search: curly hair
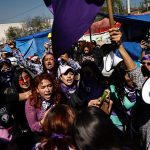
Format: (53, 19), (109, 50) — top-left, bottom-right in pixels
(30, 73), (56, 108)
(80, 41), (93, 52)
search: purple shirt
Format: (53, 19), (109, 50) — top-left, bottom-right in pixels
(25, 99), (45, 132)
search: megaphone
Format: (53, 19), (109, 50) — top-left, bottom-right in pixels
(142, 77), (150, 104)
(101, 51), (123, 77)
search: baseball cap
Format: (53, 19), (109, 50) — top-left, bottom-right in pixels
(57, 65), (74, 78)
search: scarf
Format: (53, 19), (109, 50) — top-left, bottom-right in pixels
(124, 86), (136, 103)
(60, 83), (76, 100)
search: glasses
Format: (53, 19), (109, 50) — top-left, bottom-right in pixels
(141, 62), (150, 66)
(19, 76), (30, 84)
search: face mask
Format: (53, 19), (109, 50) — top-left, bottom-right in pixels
(0, 68), (12, 83)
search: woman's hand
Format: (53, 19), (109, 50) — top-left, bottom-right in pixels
(19, 90), (32, 101)
(88, 99), (101, 108)
(109, 28), (122, 46)
(88, 90), (113, 115)
(60, 53), (69, 62)
(100, 96), (113, 115)
(39, 105), (55, 127)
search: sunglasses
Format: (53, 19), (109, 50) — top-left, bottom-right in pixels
(141, 62), (150, 66)
(19, 76), (30, 84)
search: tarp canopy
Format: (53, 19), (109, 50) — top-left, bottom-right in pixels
(99, 13), (150, 26)
(3, 29), (52, 58)
(99, 13), (150, 41)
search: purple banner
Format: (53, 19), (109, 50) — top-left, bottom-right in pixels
(43, 0), (104, 57)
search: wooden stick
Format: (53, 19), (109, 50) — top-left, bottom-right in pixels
(106, 0), (114, 28)
(89, 27), (92, 42)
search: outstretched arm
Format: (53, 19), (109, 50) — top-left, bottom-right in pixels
(109, 28), (145, 90)
(109, 28), (136, 70)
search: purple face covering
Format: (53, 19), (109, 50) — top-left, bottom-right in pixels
(43, 0), (104, 58)
(141, 54), (150, 61)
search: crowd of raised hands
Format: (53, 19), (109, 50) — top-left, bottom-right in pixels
(0, 28), (149, 150)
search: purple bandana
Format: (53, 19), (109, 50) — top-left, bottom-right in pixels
(43, 0), (104, 57)
(61, 83), (76, 100)
(51, 133), (69, 139)
(141, 54), (150, 61)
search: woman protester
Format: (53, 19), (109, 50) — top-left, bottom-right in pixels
(78, 42), (96, 65)
(0, 60), (34, 149)
(57, 64), (83, 110)
(10, 68), (33, 128)
(108, 62), (139, 134)
(42, 53), (57, 78)
(25, 73), (57, 135)
(0, 59), (14, 90)
(5, 67), (34, 149)
(73, 107), (137, 150)
(108, 28), (150, 150)
(34, 104), (76, 150)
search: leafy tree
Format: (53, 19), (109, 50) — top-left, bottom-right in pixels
(139, 0), (150, 12)
(24, 16), (51, 34)
(101, 0), (126, 15)
(6, 16), (52, 40)
(6, 26), (22, 40)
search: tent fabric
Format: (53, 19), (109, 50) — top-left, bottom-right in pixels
(3, 29), (51, 58)
(99, 13), (150, 26)
(115, 42), (142, 61)
(99, 13), (150, 41)
(43, 0), (104, 58)
(113, 14), (150, 26)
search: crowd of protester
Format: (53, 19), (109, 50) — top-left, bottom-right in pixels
(0, 28), (150, 150)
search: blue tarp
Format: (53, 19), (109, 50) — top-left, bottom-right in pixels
(113, 14), (150, 26)
(99, 13), (150, 41)
(99, 13), (150, 26)
(4, 29), (52, 58)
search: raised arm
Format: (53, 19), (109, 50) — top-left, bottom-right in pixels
(109, 28), (145, 90)
(109, 28), (136, 70)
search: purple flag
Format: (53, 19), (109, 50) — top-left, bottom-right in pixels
(43, 0), (104, 57)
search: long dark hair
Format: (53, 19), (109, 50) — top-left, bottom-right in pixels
(109, 62), (127, 100)
(73, 107), (136, 150)
(38, 104), (76, 150)
(30, 73), (56, 108)
(12, 67), (33, 92)
(42, 53), (55, 72)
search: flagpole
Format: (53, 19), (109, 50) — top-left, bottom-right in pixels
(89, 27), (92, 42)
(106, 0), (114, 28)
